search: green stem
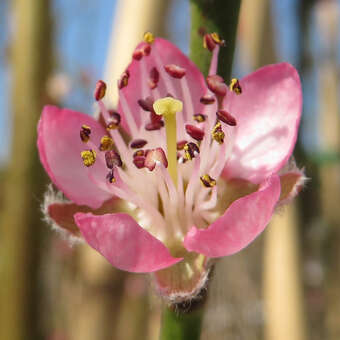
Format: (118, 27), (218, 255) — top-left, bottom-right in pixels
(190, 0), (242, 79)
(159, 304), (204, 340)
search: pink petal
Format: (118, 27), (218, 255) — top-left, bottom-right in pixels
(118, 38), (207, 131)
(38, 105), (111, 208)
(183, 175), (281, 258)
(224, 63), (302, 184)
(74, 212), (182, 273)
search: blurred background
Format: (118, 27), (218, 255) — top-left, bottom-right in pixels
(0, 0), (339, 339)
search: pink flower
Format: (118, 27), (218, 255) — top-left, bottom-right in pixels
(38, 33), (304, 301)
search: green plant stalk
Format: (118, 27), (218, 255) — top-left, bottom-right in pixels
(190, 0), (241, 79)
(159, 2), (241, 340)
(159, 305), (204, 340)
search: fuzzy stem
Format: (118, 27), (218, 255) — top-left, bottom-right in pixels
(159, 305), (204, 340)
(190, 0), (242, 79)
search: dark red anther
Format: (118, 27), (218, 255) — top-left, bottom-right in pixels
(206, 75), (227, 97)
(130, 139), (148, 149)
(133, 156), (146, 169)
(144, 148), (168, 171)
(164, 64), (186, 79)
(106, 111), (121, 130)
(142, 44), (151, 56)
(133, 150), (145, 158)
(106, 170), (116, 183)
(94, 80), (107, 101)
(132, 49), (143, 60)
(118, 70), (130, 89)
(193, 113), (207, 123)
(105, 150), (122, 169)
(138, 97), (154, 112)
(148, 67), (159, 89)
(216, 110), (237, 126)
(145, 121), (164, 131)
(185, 124), (205, 141)
(176, 140), (188, 150)
(166, 92), (174, 98)
(200, 94), (215, 105)
(203, 34), (216, 52)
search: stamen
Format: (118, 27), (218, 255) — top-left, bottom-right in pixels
(211, 122), (225, 144)
(193, 113), (206, 123)
(216, 110), (237, 126)
(210, 32), (225, 46)
(99, 135), (114, 151)
(94, 80), (106, 101)
(130, 139), (148, 149)
(118, 70), (130, 89)
(176, 140), (187, 151)
(142, 44), (151, 56)
(106, 111), (121, 130)
(105, 150), (122, 169)
(230, 78), (242, 94)
(200, 174), (216, 188)
(203, 34), (216, 52)
(153, 97), (183, 184)
(184, 142), (200, 161)
(164, 64), (186, 79)
(185, 124), (205, 141)
(143, 31), (155, 44)
(133, 150), (145, 157)
(133, 155), (146, 169)
(133, 49), (143, 60)
(145, 121), (164, 131)
(81, 149), (96, 167)
(148, 67), (159, 89)
(138, 97), (154, 111)
(200, 94), (215, 105)
(144, 147), (168, 171)
(106, 169), (116, 183)
(80, 125), (91, 143)
(206, 75), (227, 97)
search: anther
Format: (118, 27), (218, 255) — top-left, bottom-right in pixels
(184, 142), (200, 161)
(148, 67), (159, 89)
(133, 156), (146, 169)
(203, 34), (216, 52)
(99, 135), (114, 151)
(212, 122), (225, 144)
(138, 97), (154, 112)
(133, 150), (145, 158)
(229, 78), (242, 95)
(193, 113), (206, 123)
(185, 124), (205, 141)
(142, 44), (151, 56)
(216, 110), (237, 126)
(106, 111), (121, 130)
(164, 64), (186, 79)
(145, 148), (168, 171)
(118, 70), (130, 89)
(200, 174), (216, 188)
(176, 140), (188, 151)
(105, 150), (122, 169)
(206, 75), (227, 97)
(145, 121), (164, 131)
(132, 49), (143, 60)
(200, 94), (215, 105)
(210, 32), (225, 46)
(130, 139), (148, 149)
(106, 170), (116, 183)
(94, 80), (107, 101)
(81, 149), (96, 167)
(143, 31), (155, 44)
(80, 125), (91, 143)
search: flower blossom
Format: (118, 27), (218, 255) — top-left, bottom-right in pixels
(38, 32), (305, 301)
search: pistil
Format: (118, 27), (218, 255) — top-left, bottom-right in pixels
(153, 97), (183, 185)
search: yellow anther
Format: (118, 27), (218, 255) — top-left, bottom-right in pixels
(211, 32), (222, 44)
(230, 78), (242, 95)
(200, 174), (216, 188)
(153, 97), (183, 185)
(81, 150), (96, 167)
(212, 122), (225, 144)
(153, 97), (183, 117)
(143, 31), (155, 44)
(99, 135), (114, 151)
